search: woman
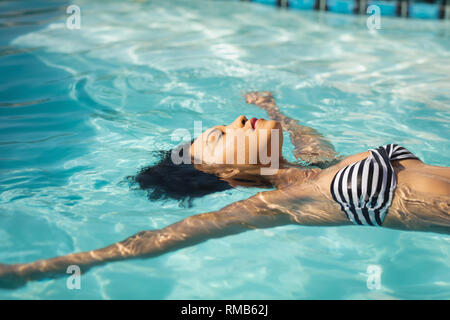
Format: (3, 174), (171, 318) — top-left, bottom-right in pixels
(0, 92), (449, 289)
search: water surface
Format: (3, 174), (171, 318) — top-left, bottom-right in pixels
(0, 0), (449, 299)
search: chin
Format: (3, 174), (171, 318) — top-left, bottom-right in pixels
(256, 119), (280, 131)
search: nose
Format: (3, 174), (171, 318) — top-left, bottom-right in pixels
(232, 115), (248, 128)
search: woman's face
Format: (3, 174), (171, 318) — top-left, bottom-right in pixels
(190, 115), (283, 166)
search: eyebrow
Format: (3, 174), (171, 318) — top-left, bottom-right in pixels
(205, 128), (223, 145)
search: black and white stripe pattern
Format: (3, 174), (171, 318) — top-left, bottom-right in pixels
(330, 144), (420, 226)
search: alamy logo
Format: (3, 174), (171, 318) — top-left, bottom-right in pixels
(66, 265), (81, 290)
(366, 5), (381, 30)
(66, 5), (81, 30)
(366, 265), (382, 290)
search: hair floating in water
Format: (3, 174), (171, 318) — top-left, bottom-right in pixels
(127, 142), (233, 208)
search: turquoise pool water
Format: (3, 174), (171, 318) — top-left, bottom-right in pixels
(0, 0), (449, 299)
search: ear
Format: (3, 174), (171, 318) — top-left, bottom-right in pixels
(219, 168), (240, 179)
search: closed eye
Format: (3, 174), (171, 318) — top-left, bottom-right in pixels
(206, 128), (223, 145)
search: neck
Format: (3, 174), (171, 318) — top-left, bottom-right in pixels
(193, 157), (320, 189)
(236, 158), (319, 189)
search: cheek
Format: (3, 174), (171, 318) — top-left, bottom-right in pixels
(216, 137), (241, 164)
(264, 127), (282, 149)
(242, 133), (258, 164)
(205, 139), (227, 164)
(212, 133), (262, 164)
(248, 136), (258, 153)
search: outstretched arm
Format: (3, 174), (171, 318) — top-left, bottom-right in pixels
(0, 191), (292, 289)
(245, 91), (339, 167)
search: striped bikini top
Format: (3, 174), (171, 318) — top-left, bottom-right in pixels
(330, 144), (420, 226)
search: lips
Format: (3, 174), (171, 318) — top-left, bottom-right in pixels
(250, 117), (257, 129)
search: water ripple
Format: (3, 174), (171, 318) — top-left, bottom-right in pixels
(1, 0), (449, 299)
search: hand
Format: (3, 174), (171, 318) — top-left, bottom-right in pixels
(245, 91), (275, 108)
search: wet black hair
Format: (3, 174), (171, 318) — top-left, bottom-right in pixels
(128, 140), (233, 207)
